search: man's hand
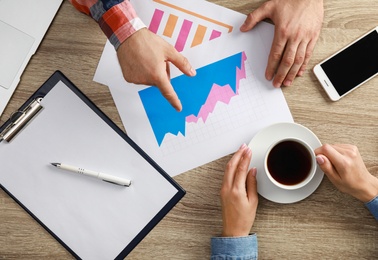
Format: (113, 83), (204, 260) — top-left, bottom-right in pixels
(241, 0), (324, 87)
(117, 28), (196, 111)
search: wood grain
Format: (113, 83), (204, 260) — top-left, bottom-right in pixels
(1, 0), (377, 259)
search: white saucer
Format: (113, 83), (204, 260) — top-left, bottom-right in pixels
(248, 122), (324, 203)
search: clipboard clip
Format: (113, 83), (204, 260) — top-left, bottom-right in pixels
(0, 98), (44, 142)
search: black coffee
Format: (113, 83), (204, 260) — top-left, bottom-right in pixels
(267, 140), (312, 185)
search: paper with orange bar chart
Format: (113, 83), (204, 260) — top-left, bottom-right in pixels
(94, 0), (244, 85)
(93, 0), (293, 176)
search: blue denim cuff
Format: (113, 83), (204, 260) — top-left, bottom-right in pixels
(211, 234), (258, 260)
(365, 195), (378, 221)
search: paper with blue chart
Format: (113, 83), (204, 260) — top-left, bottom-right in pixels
(94, 0), (293, 176)
(139, 52), (247, 146)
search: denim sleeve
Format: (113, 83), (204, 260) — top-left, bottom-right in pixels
(210, 234), (258, 260)
(365, 195), (378, 221)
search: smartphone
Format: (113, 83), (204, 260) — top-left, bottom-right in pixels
(313, 26), (378, 101)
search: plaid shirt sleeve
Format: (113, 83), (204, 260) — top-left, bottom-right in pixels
(69, 0), (146, 49)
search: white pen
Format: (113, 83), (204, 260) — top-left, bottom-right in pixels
(51, 163), (131, 187)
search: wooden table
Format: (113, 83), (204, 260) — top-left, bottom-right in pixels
(1, 0), (377, 259)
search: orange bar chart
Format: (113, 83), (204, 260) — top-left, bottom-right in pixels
(191, 25), (207, 47)
(148, 0), (233, 52)
(163, 14), (178, 37)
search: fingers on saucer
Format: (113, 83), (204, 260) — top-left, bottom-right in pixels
(246, 168), (258, 200)
(233, 147), (252, 190)
(317, 144), (346, 170)
(316, 154), (338, 179)
(223, 144), (249, 187)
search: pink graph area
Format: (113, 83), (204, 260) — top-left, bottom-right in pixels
(186, 52), (247, 123)
(209, 30), (222, 40)
(149, 9), (164, 34)
(174, 19), (193, 52)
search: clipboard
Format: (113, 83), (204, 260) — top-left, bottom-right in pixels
(0, 71), (186, 259)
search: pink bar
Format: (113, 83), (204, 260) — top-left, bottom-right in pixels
(210, 30), (222, 40)
(174, 19), (193, 52)
(149, 9), (164, 34)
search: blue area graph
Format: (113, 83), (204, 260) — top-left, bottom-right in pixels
(139, 52), (244, 146)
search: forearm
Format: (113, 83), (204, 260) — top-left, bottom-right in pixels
(69, 0), (146, 49)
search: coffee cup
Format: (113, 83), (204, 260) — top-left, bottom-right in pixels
(264, 137), (316, 190)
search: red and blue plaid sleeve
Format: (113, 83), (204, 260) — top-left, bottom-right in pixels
(70, 0), (146, 49)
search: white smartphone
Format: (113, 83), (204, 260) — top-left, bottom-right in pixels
(313, 26), (378, 101)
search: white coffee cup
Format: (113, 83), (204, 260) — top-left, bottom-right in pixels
(264, 137), (316, 190)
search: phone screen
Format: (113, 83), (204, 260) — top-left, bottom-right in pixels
(320, 30), (378, 96)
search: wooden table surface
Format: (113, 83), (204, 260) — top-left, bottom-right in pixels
(1, 0), (377, 259)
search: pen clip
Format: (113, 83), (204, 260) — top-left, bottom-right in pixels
(0, 98), (44, 142)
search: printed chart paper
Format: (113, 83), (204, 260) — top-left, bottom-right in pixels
(106, 32), (293, 176)
(139, 52), (248, 147)
(94, 0), (293, 176)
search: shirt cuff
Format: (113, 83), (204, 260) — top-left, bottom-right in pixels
(98, 1), (146, 50)
(365, 195), (378, 221)
(211, 234), (258, 260)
